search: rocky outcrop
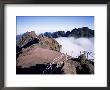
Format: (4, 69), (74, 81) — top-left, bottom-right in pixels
(62, 60), (76, 74)
(17, 31), (37, 47)
(37, 35), (61, 52)
(16, 31), (61, 52)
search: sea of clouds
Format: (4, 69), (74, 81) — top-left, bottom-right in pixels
(55, 37), (94, 60)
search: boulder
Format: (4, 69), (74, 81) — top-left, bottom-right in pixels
(62, 60), (76, 74)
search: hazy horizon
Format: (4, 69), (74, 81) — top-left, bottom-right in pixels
(16, 16), (94, 35)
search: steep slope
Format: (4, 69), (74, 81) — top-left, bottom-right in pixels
(17, 47), (72, 68)
(16, 31), (61, 53)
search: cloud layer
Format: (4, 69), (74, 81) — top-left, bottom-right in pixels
(56, 37), (94, 60)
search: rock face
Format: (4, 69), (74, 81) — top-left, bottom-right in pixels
(17, 31), (37, 47)
(16, 31), (61, 52)
(62, 60), (76, 74)
(37, 35), (61, 52)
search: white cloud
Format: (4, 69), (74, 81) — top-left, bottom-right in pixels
(56, 37), (94, 59)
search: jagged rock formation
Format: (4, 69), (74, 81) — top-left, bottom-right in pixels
(42, 27), (94, 38)
(16, 31), (61, 52)
(17, 31), (37, 47)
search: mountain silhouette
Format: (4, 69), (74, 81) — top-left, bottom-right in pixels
(41, 27), (94, 38)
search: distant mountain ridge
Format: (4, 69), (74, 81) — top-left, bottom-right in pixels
(41, 27), (94, 38)
(16, 27), (94, 41)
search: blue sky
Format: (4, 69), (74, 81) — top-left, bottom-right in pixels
(16, 16), (94, 35)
